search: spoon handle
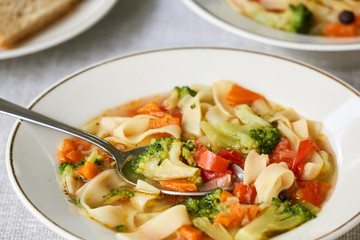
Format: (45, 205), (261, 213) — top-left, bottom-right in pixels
(0, 98), (120, 159)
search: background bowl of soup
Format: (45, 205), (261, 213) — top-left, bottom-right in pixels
(182, 0), (360, 51)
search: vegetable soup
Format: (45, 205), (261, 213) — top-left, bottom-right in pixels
(56, 80), (335, 240)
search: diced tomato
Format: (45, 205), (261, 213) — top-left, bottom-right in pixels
(291, 138), (317, 178)
(195, 144), (230, 173)
(201, 174), (232, 191)
(160, 105), (183, 119)
(200, 169), (232, 182)
(296, 180), (331, 206)
(233, 182), (257, 204)
(269, 137), (294, 168)
(217, 149), (245, 169)
(226, 84), (263, 104)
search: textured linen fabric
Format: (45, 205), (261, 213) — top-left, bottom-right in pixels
(0, 0), (359, 239)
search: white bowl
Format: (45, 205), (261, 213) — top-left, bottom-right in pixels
(182, 0), (360, 51)
(6, 47), (360, 239)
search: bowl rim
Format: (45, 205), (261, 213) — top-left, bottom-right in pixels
(5, 47), (360, 240)
(182, 0), (360, 51)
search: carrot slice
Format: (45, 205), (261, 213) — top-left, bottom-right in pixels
(179, 225), (202, 240)
(77, 162), (99, 180)
(229, 203), (248, 226)
(149, 117), (180, 129)
(56, 151), (68, 163)
(66, 150), (84, 163)
(226, 84), (263, 104)
(159, 180), (197, 192)
(248, 205), (259, 221)
(324, 23), (356, 37)
(220, 190), (235, 203)
(214, 213), (233, 227)
(137, 101), (161, 114)
(214, 203), (248, 227)
(58, 139), (76, 152)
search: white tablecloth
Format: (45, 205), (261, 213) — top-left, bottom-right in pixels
(0, 0), (359, 239)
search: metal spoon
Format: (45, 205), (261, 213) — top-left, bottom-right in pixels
(0, 98), (225, 196)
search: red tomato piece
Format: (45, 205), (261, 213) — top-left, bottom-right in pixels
(217, 149), (245, 169)
(291, 138), (317, 177)
(201, 174), (232, 191)
(201, 169), (232, 182)
(233, 182), (257, 204)
(269, 137), (295, 168)
(296, 181), (331, 206)
(195, 145), (230, 173)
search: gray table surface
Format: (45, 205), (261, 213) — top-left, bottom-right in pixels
(0, 0), (359, 239)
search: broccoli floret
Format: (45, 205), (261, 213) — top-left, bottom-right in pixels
(193, 217), (233, 240)
(86, 150), (104, 164)
(249, 126), (282, 154)
(181, 140), (197, 167)
(103, 189), (134, 205)
(235, 198), (316, 240)
(59, 162), (76, 180)
(202, 104), (281, 154)
(59, 162), (77, 190)
(163, 86), (197, 109)
(132, 137), (202, 185)
(176, 86), (197, 98)
(288, 4), (313, 34)
(181, 189), (223, 220)
(132, 137), (175, 173)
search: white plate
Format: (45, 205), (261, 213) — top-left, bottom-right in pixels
(6, 48), (360, 240)
(0, 0), (117, 60)
(182, 0), (360, 51)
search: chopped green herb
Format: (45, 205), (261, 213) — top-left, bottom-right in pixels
(116, 225), (127, 232)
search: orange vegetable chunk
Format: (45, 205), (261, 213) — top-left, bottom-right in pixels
(76, 162), (99, 180)
(179, 225), (202, 240)
(58, 139), (76, 152)
(66, 150), (84, 163)
(226, 84), (263, 104)
(149, 116), (180, 129)
(324, 23), (356, 37)
(220, 190), (235, 203)
(158, 180), (197, 192)
(248, 205), (259, 221)
(137, 101), (161, 114)
(56, 151), (68, 163)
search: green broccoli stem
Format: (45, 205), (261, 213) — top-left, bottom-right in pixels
(193, 217), (233, 240)
(235, 199), (315, 240)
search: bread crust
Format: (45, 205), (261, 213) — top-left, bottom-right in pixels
(0, 0), (80, 49)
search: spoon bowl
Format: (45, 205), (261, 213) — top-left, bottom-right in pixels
(0, 97), (220, 196)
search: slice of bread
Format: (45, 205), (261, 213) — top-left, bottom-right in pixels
(0, 0), (79, 49)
